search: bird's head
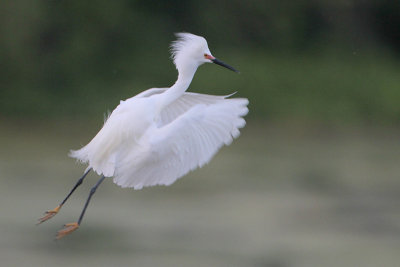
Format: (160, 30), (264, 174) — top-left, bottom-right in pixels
(170, 33), (239, 74)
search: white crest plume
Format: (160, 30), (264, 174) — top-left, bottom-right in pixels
(170, 32), (208, 68)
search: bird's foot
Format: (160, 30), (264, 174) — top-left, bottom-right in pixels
(37, 205), (61, 225)
(56, 222), (79, 240)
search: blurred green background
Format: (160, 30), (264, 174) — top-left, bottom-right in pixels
(1, 0), (400, 266)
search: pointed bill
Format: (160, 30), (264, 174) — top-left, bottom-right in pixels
(211, 58), (240, 73)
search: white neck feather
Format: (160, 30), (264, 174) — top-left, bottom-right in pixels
(158, 63), (198, 110)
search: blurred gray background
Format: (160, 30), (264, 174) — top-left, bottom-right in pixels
(1, 1), (400, 266)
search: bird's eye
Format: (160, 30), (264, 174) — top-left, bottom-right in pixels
(204, 53), (208, 58)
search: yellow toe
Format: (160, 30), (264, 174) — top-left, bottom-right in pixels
(37, 205), (61, 225)
(56, 222), (79, 239)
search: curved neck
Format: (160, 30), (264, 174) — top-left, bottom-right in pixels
(159, 63), (198, 109)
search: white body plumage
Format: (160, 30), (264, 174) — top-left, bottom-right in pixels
(70, 33), (249, 189)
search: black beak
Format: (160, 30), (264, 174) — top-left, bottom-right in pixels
(211, 58), (240, 73)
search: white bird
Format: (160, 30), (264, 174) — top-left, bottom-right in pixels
(38, 33), (249, 239)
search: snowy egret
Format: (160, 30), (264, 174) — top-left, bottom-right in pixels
(38, 33), (249, 239)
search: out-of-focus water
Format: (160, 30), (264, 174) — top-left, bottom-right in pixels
(1, 120), (400, 267)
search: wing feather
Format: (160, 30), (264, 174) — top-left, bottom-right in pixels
(113, 96), (249, 189)
(72, 86), (248, 189)
(158, 91), (234, 126)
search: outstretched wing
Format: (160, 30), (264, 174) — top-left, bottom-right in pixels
(133, 87), (234, 126)
(158, 91), (234, 126)
(112, 96), (248, 189)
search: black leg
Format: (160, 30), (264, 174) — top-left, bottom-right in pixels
(55, 175), (107, 239)
(60, 168), (92, 206)
(77, 175), (106, 225)
(38, 168), (92, 224)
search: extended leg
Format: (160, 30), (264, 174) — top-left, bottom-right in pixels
(37, 168), (92, 224)
(56, 175), (106, 239)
